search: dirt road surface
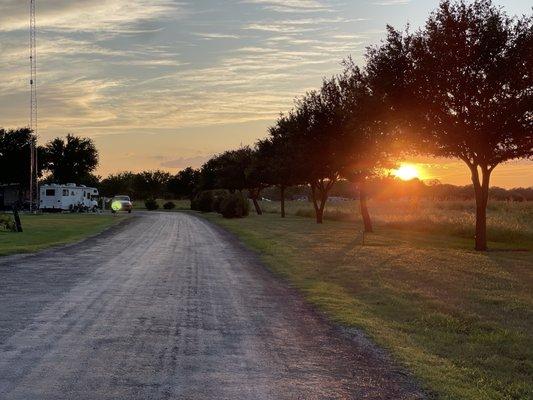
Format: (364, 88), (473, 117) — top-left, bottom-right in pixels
(0, 212), (425, 399)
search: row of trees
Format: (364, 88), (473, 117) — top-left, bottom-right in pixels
(0, 129), (99, 189)
(193, 0), (533, 251)
(98, 167), (199, 199)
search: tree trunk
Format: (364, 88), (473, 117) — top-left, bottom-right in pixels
(359, 184), (373, 233)
(471, 164), (492, 251)
(250, 189), (262, 215)
(280, 185), (286, 218)
(310, 183), (322, 224)
(311, 179), (334, 224)
(13, 207), (23, 233)
(318, 193), (327, 224)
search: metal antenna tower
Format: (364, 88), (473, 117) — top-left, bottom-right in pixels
(29, 0), (38, 212)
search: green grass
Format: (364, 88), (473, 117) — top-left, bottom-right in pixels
(201, 211), (533, 400)
(0, 213), (124, 256)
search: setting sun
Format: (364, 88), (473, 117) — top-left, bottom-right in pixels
(394, 164), (421, 181)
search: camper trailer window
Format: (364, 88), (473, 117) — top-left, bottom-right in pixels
(45, 189), (55, 196)
(62, 189), (69, 196)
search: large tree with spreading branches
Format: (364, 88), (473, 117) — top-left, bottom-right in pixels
(367, 0), (532, 250)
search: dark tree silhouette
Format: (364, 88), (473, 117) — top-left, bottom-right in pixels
(0, 128), (44, 192)
(255, 129), (304, 218)
(205, 147), (265, 214)
(42, 134), (98, 184)
(132, 170), (172, 200)
(167, 167), (200, 199)
(338, 63), (396, 233)
(367, 0), (532, 250)
(289, 77), (351, 224)
(99, 172), (136, 198)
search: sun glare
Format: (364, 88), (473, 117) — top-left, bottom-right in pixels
(394, 164), (421, 181)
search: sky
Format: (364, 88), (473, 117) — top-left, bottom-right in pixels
(0, 0), (531, 188)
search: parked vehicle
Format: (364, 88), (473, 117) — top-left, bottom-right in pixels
(110, 195), (133, 213)
(328, 196), (350, 203)
(40, 183), (99, 212)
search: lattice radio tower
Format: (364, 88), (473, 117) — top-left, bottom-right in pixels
(29, 0), (38, 211)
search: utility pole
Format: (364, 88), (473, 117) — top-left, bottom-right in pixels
(29, 0), (38, 212)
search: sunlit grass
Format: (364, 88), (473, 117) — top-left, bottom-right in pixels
(202, 211), (533, 400)
(259, 199), (533, 249)
(0, 213), (123, 256)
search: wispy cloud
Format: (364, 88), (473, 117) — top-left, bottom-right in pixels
(372, 0), (411, 6)
(0, 0), (184, 33)
(160, 155), (210, 168)
(241, 0), (332, 13)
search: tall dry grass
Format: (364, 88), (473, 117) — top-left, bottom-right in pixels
(258, 199), (533, 245)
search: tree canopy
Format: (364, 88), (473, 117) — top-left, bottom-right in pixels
(42, 134), (99, 184)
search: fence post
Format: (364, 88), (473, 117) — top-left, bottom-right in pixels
(13, 206), (23, 232)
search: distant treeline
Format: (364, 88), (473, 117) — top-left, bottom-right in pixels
(263, 178), (533, 202)
(96, 170), (532, 202)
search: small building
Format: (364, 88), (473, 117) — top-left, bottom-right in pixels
(0, 184), (21, 210)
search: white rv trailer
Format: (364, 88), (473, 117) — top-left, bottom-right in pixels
(39, 183), (99, 212)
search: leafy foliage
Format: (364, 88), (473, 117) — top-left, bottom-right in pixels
(42, 134), (98, 184)
(220, 192), (250, 219)
(0, 214), (17, 232)
(0, 128), (43, 191)
(144, 198), (159, 211)
(163, 201), (176, 210)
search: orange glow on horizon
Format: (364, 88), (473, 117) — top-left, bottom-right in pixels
(393, 163), (423, 181)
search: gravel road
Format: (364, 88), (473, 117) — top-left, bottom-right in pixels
(0, 212), (425, 399)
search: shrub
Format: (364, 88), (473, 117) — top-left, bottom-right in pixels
(0, 214), (17, 232)
(212, 192), (229, 213)
(191, 190), (229, 213)
(163, 201), (176, 210)
(145, 198), (159, 210)
(197, 191), (214, 213)
(190, 195), (199, 211)
(220, 192), (250, 219)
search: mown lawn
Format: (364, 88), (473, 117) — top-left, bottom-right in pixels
(0, 213), (124, 256)
(202, 212), (532, 400)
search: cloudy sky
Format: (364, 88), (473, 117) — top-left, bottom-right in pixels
(0, 0), (531, 187)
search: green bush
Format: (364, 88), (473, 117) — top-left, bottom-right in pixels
(220, 192), (249, 219)
(212, 191), (230, 213)
(0, 214), (17, 232)
(197, 191), (214, 212)
(163, 201), (176, 210)
(191, 190), (229, 213)
(145, 198), (159, 210)
(190, 195), (199, 211)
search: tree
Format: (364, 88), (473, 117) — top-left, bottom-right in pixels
(167, 167), (200, 199)
(372, 0), (533, 250)
(259, 118), (306, 218)
(339, 61), (397, 233)
(132, 170), (171, 199)
(99, 172), (136, 198)
(42, 134), (98, 184)
(287, 77), (351, 223)
(0, 128), (44, 193)
(204, 147), (265, 215)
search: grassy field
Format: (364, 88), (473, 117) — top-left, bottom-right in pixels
(260, 199), (533, 249)
(202, 201), (533, 400)
(0, 213), (124, 256)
